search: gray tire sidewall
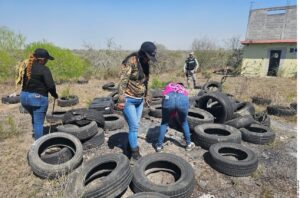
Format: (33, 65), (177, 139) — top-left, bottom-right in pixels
(132, 153), (195, 197)
(58, 95), (79, 107)
(128, 192), (169, 198)
(187, 108), (214, 130)
(208, 142), (258, 176)
(240, 124), (275, 144)
(28, 132), (83, 179)
(65, 153), (131, 198)
(103, 114), (125, 131)
(194, 123), (242, 149)
(149, 104), (162, 118)
(56, 121), (98, 141)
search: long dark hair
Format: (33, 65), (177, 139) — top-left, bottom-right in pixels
(122, 51), (149, 81)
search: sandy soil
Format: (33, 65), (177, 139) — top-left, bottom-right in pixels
(0, 76), (297, 198)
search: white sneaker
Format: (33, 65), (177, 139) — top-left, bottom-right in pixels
(155, 144), (163, 153)
(186, 142), (195, 151)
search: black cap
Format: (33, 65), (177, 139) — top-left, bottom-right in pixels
(140, 41), (157, 62)
(33, 48), (54, 60)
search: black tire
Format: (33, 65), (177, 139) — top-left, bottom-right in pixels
(103, 114), (125, 131)
(82, 129), (105, 150)
(187, 108), (214, 131)
(240, 124), (275, 144)
(27, 132), (83, 179)
(2, 94), (20, 104)
(150, 89), (163, 98)
(102, 82), (115, 90)
(234, 102), (255, 117)
(128, 192), (169, 198)
(89, 97), (114, 114)
(196, 92), (234, 123)
(193, 123), (242, 149)
(57, 95), (79, 107)
(251, 96), (271, 105)
(56, 121), (98, 141)
(46, 111), (67, 123)
(63, 108), (105, 128)
(189, 96), (201, 108)
(142, 107), (150, 118)
(253, 112), (270, 127)
(267, 105), (296, 116)
(40, 147), (73, 165)
(149, 104), (162, 118)
(196, 89), (207, 97)
(290, 102), (297, 111)
(77, 79), (89, 84)
(208, 142), (258, 177)
(194, 85), (202, 89)
(65, 153), (132, 198)
(19, 105), (29, 114)
(131, 153), (195, 198)
(151, 97), (163, 105)
(109, 91), (119, 104)
(224, 115), (255, 129)
(203, 81), (222, 92)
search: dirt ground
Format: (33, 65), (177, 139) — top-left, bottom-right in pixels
(0, 75), (297, 198)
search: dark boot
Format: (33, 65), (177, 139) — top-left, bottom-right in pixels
(131, 147), (142, 161)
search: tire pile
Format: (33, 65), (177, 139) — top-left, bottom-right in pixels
(24, 81), (296, 197)
(146, 81), (293, 177)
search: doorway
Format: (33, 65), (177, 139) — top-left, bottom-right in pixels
(267, 50), (281, 76)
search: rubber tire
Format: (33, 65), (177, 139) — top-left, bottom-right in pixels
(2, 95), (20, 104)
(196, 92), (234, 123)
(150, 89), (163, 98)
(187, 108), (214, 131)
(203, 81), (222, 92)
(128, 192), (169, 198)
(46, 111), (67, 123)
(57, 95), (79, 107)
(131, 153), (195, 198)
(151, 97), (163, 105)
(27, 132), (83, 179)
(251, 96), (271, 105)
(224, 115), (255, 129)
(77, 79), (89, 84)
(89, 97), (114, 114)
(149, 104), (162, 118)
(193, 123), (242, 150)
(65, 153), (132, 198)
(240, 124), (275, 144)
(253, 112), (270, 127)
(63, 108), (105, 128)
(267, 105), (296, 116)
(56, 121), (98, 141)
(40, 147), (73, 165)
(208, 142), (258, 177)
(82, 129), (105, 150)
(290, 102), (297, 112)
(103, 114), (125, 131)
(108, 91), (119, 104)
(102, 82), (115, 90)
(234, 102), (255, 117)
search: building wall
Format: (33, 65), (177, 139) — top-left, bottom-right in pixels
(241, 43), (297, 77)
(246, 6), (297, 40)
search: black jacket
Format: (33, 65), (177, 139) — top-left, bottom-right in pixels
(22, 62), (58, 98)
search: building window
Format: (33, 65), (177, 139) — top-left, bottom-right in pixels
(290, 48), (297, 53)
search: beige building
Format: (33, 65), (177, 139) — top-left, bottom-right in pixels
(241, 6), (297, 77)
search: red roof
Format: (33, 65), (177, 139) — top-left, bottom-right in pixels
(241, 39), (297, 44)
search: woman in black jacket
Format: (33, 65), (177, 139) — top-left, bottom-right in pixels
(20, 48), (58, 140)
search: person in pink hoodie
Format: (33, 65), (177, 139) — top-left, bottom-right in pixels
(156, 82), (195, 152)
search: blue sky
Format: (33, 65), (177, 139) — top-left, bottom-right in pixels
(0, 0), (297, 50)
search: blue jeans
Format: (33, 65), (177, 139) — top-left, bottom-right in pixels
(123, 96), (144, 150)
(157, 92), (190, 147)
(20, 91), (48, 140)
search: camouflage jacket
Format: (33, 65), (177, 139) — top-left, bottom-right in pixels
(15, 59), (29, 88)
(118, 54), (148, 100)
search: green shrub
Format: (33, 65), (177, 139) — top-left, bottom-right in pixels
(25, 42), (91, 81)
(150, 77), (169, 89)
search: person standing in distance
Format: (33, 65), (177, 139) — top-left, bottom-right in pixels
(19, 48), (58, 140)
(116, 41), (157, 161)
(184, 52), (199, 88)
